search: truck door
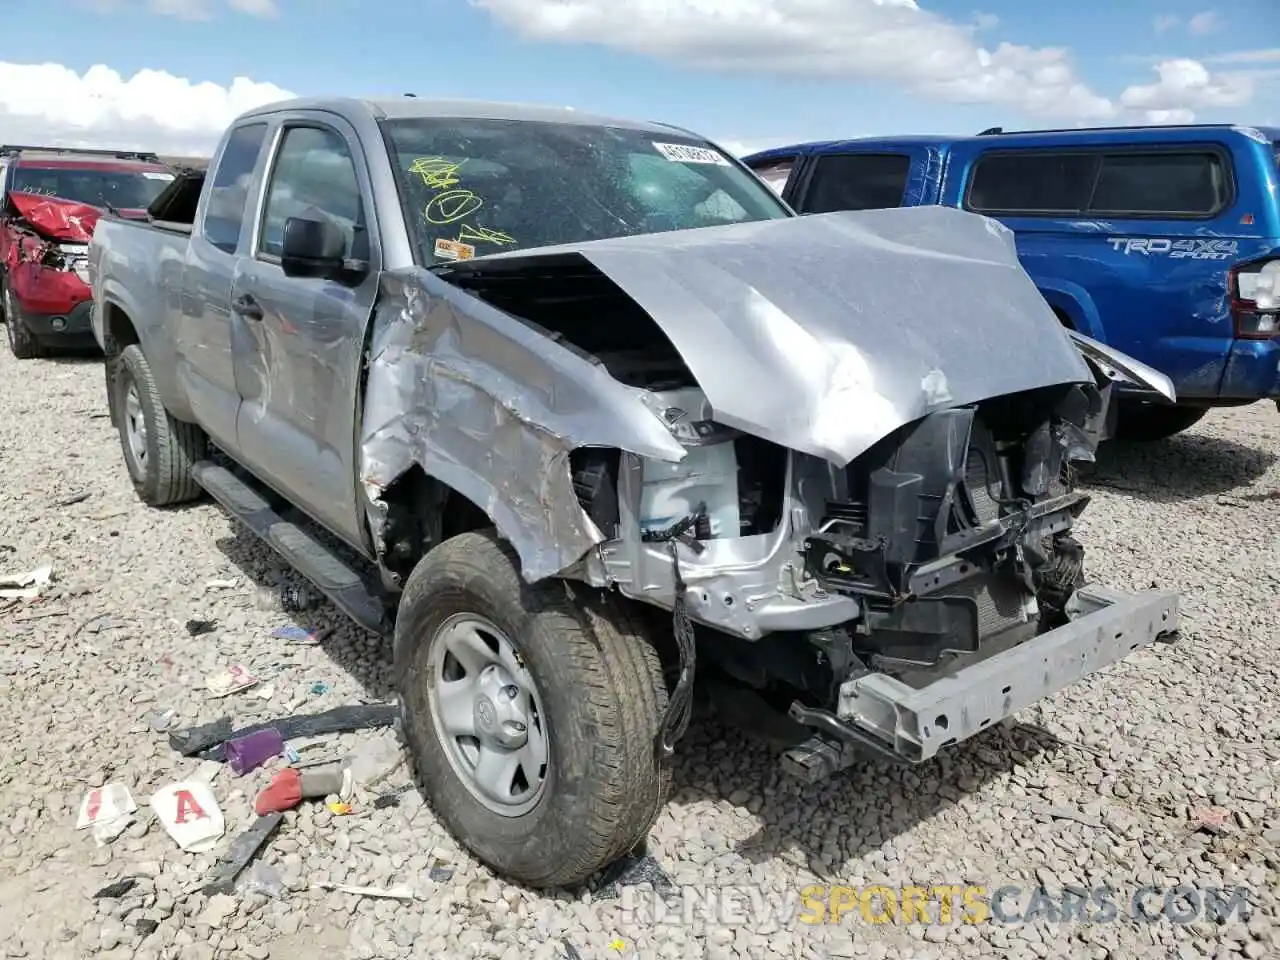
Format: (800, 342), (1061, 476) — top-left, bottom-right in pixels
(177, 121), (272, 450)
(230, 113), (381, 550)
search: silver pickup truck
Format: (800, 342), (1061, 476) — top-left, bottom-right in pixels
(87, 96), (1181, 889)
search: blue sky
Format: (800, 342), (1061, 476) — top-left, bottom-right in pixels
(1, 0), (1277, 155)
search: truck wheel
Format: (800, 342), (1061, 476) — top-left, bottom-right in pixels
(1115, 402), (1208, 442)
(395, 529), (671, 888)
(108, 344), (208, 506)
(2, 280), (46, 360)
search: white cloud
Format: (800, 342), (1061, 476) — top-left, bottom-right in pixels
(0, 62), (293, 156)
(228, 0), (279, 16)
(1204, 47), (1280, 65)
(1119, 58), (1254, 121)
(1187, 10), (1220, 36)
(472, 0), (1116, 121)
(1153, 14), (1180, 34)
(973, 12), (999, 30)
(148, 0), (213, 18)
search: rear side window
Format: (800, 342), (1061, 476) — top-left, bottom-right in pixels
(967, 148), (1231, 218)
(967, 153), (1097, 215)
(203, 122), (269, 254)
(1090, 153), (1228, 215)
(801, 153), (912, 212)
(750, 157), (797, 197)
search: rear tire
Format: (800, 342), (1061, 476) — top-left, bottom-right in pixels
(395, 529), (671, 888)
(2, 280), (47, 360)
(108, 344), (207, 505)
(1115, 402), (1208, 442)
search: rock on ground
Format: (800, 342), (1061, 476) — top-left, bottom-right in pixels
(0, 344), (1277, 960)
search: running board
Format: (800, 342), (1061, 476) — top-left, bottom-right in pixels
(191, 461), (389, 636)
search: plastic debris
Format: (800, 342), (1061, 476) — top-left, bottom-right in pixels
(169, 716), (233, 757)
(239, 862), (286, 899)
(310, 681), (330, 696)
(93, 878), (137, 899)
(206, 664), (259, 698)
(256, 583), (315, 613)
(170, 703), (399, 761)
(151, 780), (225, 853)
(608, 939), (626, 953)
(205, 578), (239, 590)
(327, 801), (353, 816)
(77, 783), (137, 844)
(373, 784), (414, 810)
(225, 729), (284, 776)
(284, 745), (301, 764)
(202, 813), (284, 895)
(270, 625), (331, 645)
(312, 881), (417, 900)
(255, 764), (346, 815)
(594, 850), (677, 901)
(0, 563), (53, 599)
(186, 619), (218, 637)
(428, 864), (454, 882)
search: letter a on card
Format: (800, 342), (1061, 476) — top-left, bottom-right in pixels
(151, 780), (225, 852)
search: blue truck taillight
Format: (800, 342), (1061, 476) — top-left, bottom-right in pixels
(1229, 258), (1280, 340)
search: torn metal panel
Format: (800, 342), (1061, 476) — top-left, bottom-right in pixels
(476, 206), (1096, 465)
(7, 191), (101, 242)
(359, 269), (686, 582)
(1067, 330), (1177, 403)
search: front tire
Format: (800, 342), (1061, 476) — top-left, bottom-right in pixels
(1115, 402), (1208, 442)
(2, 280), (46, 360)
(395, 530), (671, 888)
(108, 344), (207, 505)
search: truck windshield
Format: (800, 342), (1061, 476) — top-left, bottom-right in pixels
(9, 166), (174, 210)
(380, 117), (790, 265)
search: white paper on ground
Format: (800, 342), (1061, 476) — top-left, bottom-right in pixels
(150, 780), (225, 852)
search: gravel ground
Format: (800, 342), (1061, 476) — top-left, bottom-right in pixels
(0, 344), (1277, 960)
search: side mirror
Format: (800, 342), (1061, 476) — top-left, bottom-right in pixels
(280, 216), (347, 279)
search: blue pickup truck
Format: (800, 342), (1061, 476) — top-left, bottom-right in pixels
(743, 125), (1280, 440)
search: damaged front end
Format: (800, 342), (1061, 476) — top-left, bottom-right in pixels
(361, 205), (1180, 770)
(3, 191), (98, 319)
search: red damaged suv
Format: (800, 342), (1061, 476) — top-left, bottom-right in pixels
(0, 146), (175, 358)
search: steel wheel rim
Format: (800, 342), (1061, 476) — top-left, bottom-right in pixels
(426, 613), (549, 817)
(123, 381), (148, 472)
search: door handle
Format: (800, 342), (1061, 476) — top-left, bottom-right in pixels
(231, 294), (264, 321)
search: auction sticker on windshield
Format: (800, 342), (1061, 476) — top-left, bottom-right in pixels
(435, 238), (476, 261)
(653, 142), (730, 165)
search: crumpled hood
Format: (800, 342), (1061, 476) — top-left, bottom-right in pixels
(477, 206), (1095, 465)
(7, 191), (102, 243)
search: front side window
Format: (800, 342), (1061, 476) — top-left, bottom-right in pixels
(10, 166), (174, 209)
(258, 125), (366, 260)
(203, 122), (269, 254)
(800, 153), (912, 213)
(379, 117), (791, 266)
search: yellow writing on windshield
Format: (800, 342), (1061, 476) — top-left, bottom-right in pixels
(457, 223), (515, 246)
(409, 155), (517, 251)
(425, 189), (483, 225)
(409, 156), (463, 191)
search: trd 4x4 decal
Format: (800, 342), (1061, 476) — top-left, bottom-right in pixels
(1106, 238), (1239, 260)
